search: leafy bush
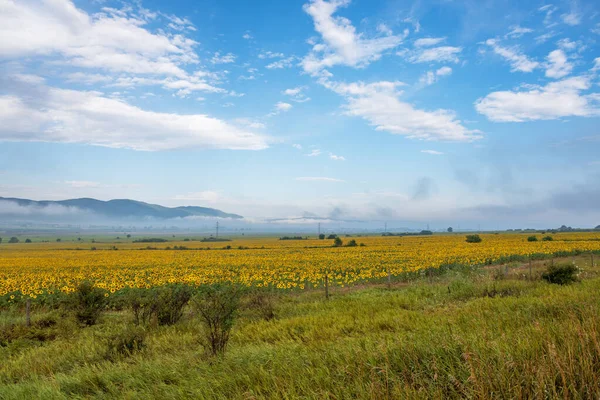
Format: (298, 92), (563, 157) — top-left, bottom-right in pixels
(8, 237), (19, 244)
(25, 239), (32, 243)
(105, 326), (146, 359)
(527, 236), (538, 242)
(542, 235), (554, 241)
(542, 263), (579, 285)
(244, 289), (275, 321)
(194, 284), (242, 356)
(333, 237), (343, 247)
(465, 234), (482, 243)
(155, 284), (194, 326)
(125, 289), (158, 326)
(318, 234), (325, 240)
(72, 281), (107, 326)
(327, 234), (337, 239)
(346, 239), (358, 247)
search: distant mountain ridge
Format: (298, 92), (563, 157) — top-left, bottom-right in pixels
(0, 197), (243, 219)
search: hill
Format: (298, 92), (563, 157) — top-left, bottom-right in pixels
(0, 197), (243, 219)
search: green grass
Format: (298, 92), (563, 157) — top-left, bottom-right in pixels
(1, 256), (599, 399)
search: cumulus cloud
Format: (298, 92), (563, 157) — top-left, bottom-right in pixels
(301, 0), (407, 75)
(321, 79), (481, 142)
(475, 76), (600, 122)
(0, 1), (197, 77)
(283, 86), (310, 102)
(329, 153), (346, 160)
(275, 102), (292, 112)
(545, 49), (573, 79)
(419, 66), (452, 86)
(211, 52), (236, 64)
(266, 56), (296, 69)
(0, 82), (269, 151)
(485, 39), (538, 72)
(306, 149), (322, 157)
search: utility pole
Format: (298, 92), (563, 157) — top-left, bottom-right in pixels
(216, 221), (219, 238)
(318, 222), (321, 236)
(384, 222), (387, 233)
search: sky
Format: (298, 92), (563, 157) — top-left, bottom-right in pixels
(0, 0), (599, 230)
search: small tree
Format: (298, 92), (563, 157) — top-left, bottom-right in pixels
(0, 237), (2, 244)
(25, 239), (32, 243)
(527, 236), (538, 242)
(318, 234), (325, 240)
(56, 238), (61, 242)
(72, 281), (107, 326)
(327, 234), (337, 240)
(465, 234), (482, 243)
(447, 227), (453, 233)
(333, 237), (343, 247)
(8, 237), (19, 244)
(194, 284), (241, 357)
(346, 239), (357, 247)
(542, 235), (554, 241)
(542, 264), (578, 285)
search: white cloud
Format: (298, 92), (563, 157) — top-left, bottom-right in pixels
(561, 12), (581, 26)
(592, 58), (600, 72)
(211, 52), (236, 64)
(485, 39), (539, 72)
(557, 38), (577, 51)
(322, 79), (480, 141)
(295, 177), (345, 182)
(306, 149), (322, 157)
(329, 153), (346, 160)
(413, 37), (445, 47)
(266, 56), (296, 69)
(421, 150), (444, 155)
(301, 0), (407, 75)
(535, 32), (556, 43)
(505, 26), (533, 39)
(377, 23), (393, 36)
(283, 86), (310, 102)
(475, 76), (600, 122)
(292, 144), (303, 150)
(545, 49), (572, 79)
(0, 84), (269, 151)
(258, 51), (285, 59)
(408, 46), (462, 63)
(242, 32), (253, 40)
(419, 66), (453, 86)
(275, 102), (293, 112)
(0, 1), (197, 78)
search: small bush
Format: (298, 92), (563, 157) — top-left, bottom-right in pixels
(194, 284), (241, 357)
(333, 237), (343, 247)
(244, 289), (276, 321)
(8, 237), (19, 244)
(346, 239), (358, 247)
(71, 281), (107, 326)
(318, 234), (325, 240)
(465, 234), (482, 243)
(327, 234), (337, 240)
(105, 326), (146, 359)
(542, 263), (578, 285)
(155, 284), (194, 326)
(25, 239), (32, 243)
(125, 289), (158, 326)
(527, 236), (538, 242)
(542, 235), (554, 241)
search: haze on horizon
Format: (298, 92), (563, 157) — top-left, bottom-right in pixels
(1, 0), (599, 230)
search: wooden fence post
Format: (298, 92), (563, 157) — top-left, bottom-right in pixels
(387, 268), (392, 290)
(324, 274), (329, 300)
(529, 255), (532, 281)
(26, 298), (31, 327)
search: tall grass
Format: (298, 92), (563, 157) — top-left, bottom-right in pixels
(0, 256), (599, 399)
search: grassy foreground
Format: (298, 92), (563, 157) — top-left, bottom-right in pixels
(1, 256), (599, 399)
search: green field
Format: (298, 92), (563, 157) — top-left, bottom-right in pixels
(1, 255), (599, 399)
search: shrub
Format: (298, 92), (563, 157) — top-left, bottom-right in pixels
(8, 237), (19, 244)
(105, 326), (146, 359)
(25, 239), (32, 243)
(318, 234), (325, 240)
(72, 281), (107, 326)
(542, 235), (554, 241)
(333, 237), (343, 247)
(465, 234), (482, 243)
(542, 263), (579, 285)
(327, 234), (337, 240)
(155, 284), (194, 326)
(244, 289), (276, 321)
(194, 284), (242, 356)
(346, 239), (357, 247)
(126, 289), (158, 326)
(527, 236), (538, 242)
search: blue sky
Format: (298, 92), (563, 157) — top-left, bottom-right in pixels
(0, 0), (599, 229)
